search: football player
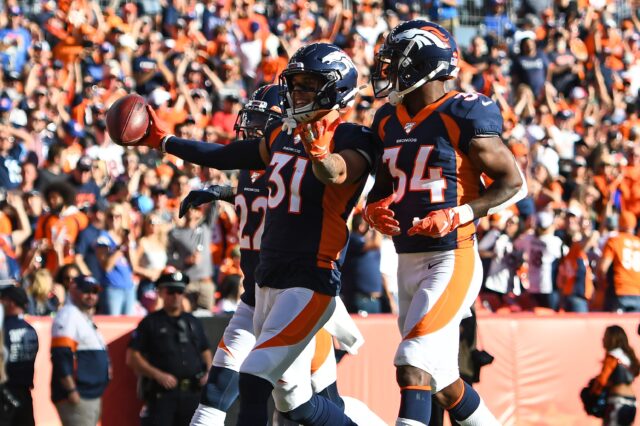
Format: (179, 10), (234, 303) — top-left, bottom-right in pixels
(366, 20), (526, 426)
(130, 43), (378, 426)
(185, 85), (365, 426)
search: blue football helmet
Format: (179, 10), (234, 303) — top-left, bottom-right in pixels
(234, 84), (283, 139)
(372, 20), (459, 104)
(279, 43), (359, 123)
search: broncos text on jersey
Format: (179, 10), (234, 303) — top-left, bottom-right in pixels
(372, 91), (503, 253)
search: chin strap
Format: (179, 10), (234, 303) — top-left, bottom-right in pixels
(388, 62), (448, 106)
(281, 117), (298, 135)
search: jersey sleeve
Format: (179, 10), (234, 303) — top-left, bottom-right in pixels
(51, 309), (78, 378)
(453, 94), (503, 155)
(128, 317), (152, 352)
(333, 123), (381, 173)
(602, 238), (616, 261)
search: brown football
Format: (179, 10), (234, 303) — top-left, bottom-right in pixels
(106, 94), (149, 145)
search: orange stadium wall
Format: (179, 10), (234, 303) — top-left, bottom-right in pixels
(27, 313), (640, 426)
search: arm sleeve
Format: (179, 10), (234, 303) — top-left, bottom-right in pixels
(165, 137), (266, 170)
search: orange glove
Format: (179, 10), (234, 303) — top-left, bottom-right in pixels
(294, 111), (341, 161)
(139, 105), (171, 150)
(363, 194), (400, 236)
(407, 208), (462, 238)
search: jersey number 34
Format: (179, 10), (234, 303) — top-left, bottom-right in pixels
(383, 145), (447, 203)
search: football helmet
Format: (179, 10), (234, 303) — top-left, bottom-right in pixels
(372, 20), (458, 105)
(279, 42), (359, 123)
(234, 84), (283, 139)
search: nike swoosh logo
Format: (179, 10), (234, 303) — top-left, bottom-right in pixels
(482, 100), (492, 106)
(428, 261), (443, 269)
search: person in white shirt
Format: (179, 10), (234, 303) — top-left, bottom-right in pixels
(514, 211), (564, 310)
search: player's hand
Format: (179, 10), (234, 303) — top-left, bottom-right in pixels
(139, 105), (171, 150)
(363, 194), (400, 236)
(179, 185), (234, 218)
(154, 371), (178, 389)
(294, 112), (341, 161)
(407, 208), (461, 238)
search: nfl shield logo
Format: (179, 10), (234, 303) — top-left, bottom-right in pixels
(404, 122), (416, 133)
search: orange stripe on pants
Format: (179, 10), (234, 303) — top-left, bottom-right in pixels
(404, 248), (474, 340)
(311, 329), (333, 374)
(255, 293), (332, 350)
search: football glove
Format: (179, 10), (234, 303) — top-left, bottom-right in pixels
(179, 185), (235, 218)
(294, 112), (341, 161)
(139, 105), (172, 150)
(363, 194), (400, 236)
(407, 207), (462, 238)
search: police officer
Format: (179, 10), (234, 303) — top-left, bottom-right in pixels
(1, 286), (39, 426)
(126, 269), (212, 426)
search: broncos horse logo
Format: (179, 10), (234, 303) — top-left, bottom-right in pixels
(392, 26), (451, 50)
(321, 50), (356, 72)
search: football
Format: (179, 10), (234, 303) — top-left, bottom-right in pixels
(106, 94), (149, 145)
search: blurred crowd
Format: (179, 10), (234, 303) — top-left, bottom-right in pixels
(0, 0), (638, 317)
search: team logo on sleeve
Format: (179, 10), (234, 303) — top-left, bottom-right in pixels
(392, 26), (451, 50)
(321, 51), (356, 72)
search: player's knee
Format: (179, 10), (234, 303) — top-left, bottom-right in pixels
(200, 367), (239, 411)
(280, 400), (316, 423)
(238, 372), (273, 403)
(396, 365), (430, 387)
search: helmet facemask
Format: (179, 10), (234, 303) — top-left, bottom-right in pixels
(234, 100), (281, 140)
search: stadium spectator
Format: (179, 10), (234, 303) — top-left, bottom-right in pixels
(51, 275), (110, 426)
(33, 181), (88, 274)
(167, 204), (214, 313)
(342, 213), (384, 314)
(479, 211), (522, 312)
(25, 268), (59, 316)
(598, 211), (640, 313)
(75, 201), (108, 281)
(126, 270), (212, 426)
(1, 286), (38, 426)
(514, 211), (564, 310)
(95, 203), (136, 315)
(589, 325), (639, 426)
(131, 213), (168, 309)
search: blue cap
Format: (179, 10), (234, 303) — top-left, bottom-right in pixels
(73, 275), (102, 292)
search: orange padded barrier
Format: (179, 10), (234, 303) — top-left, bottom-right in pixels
(27, 313), (640, 425)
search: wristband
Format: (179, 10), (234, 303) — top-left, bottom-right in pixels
(160, 135), (174, 154)
(453, 204), (475, 225)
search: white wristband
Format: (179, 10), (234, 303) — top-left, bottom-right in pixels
(160, 135), (174, 154)
(453, 204), (475, 225)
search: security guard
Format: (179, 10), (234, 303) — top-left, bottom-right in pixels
(126, 269), (212, 426)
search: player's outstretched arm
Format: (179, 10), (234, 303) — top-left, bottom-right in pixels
(140, 105), (269, 171)
(179, 185), (236, 218)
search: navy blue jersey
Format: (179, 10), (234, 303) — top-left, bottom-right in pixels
(255, 121), (379, 296)
(372, 90), (503, 254)
(236, 169), (269, 306)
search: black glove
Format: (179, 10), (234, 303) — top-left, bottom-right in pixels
(179, 185), (235, 218)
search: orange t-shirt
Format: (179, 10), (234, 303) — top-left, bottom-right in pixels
(602, 232), (640, 296)
(557, 241), (594, 299)
(34, 211), (88, 272)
